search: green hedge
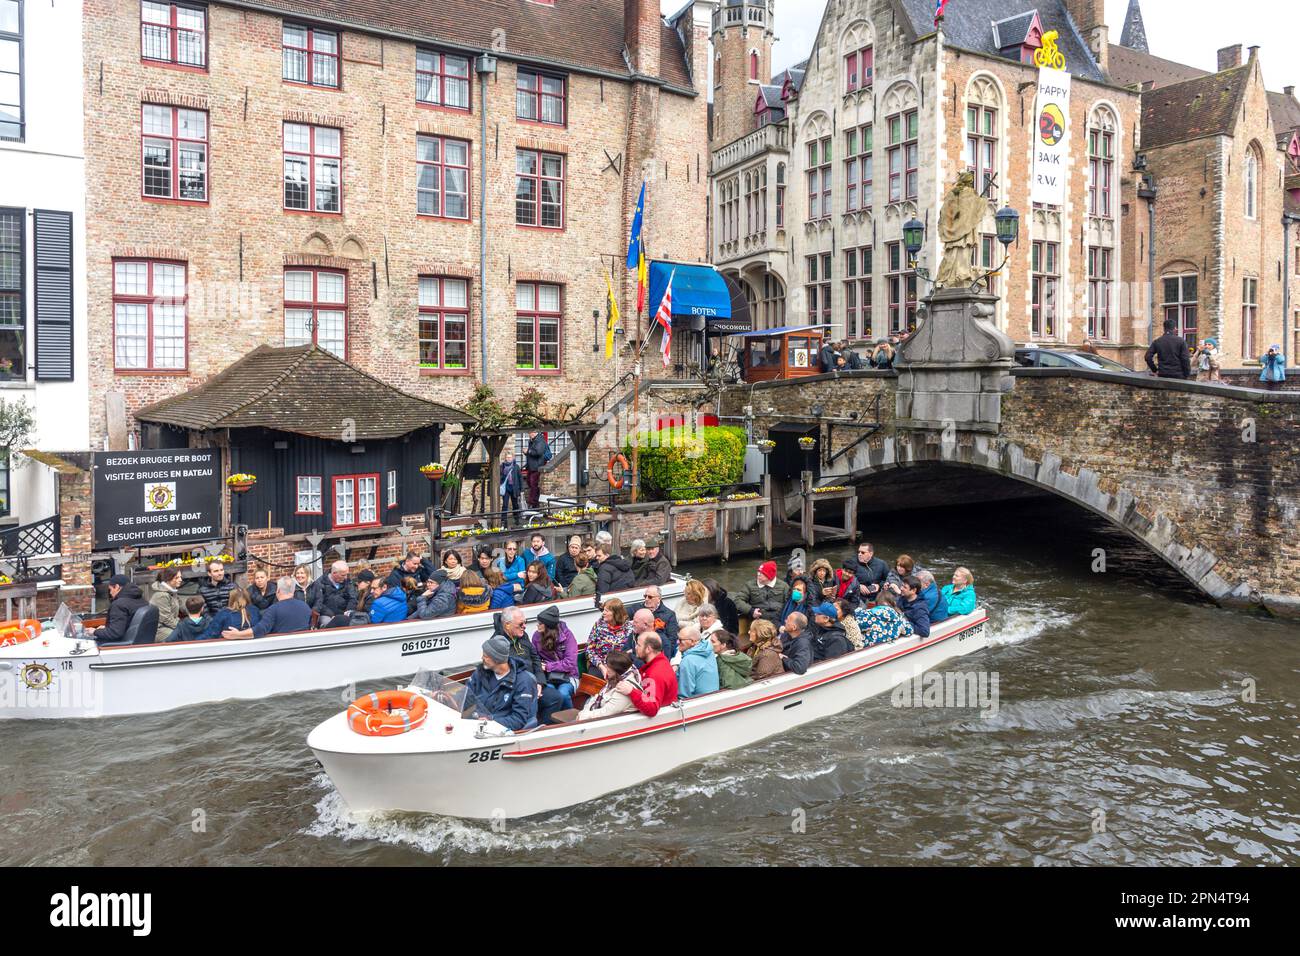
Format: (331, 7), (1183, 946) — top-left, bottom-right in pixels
(624, 425), (747, 499)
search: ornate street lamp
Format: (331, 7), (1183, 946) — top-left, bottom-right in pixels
(975, 205), (1021, 292)
(903, 218), (925, 263)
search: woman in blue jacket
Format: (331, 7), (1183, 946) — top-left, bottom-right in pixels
(1260, 345), (1286, 388)
(493, 540), (528, 587)
(677, 626), (720, 698)
(203, 589), (259, 640)
(941, 567), (977, 617)
(487, 568), (517, 609)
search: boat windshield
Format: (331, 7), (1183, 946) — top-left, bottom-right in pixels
(409, 669), (472, 714)
(51, 604), (87, 641)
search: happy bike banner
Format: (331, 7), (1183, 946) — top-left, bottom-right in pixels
(93, 449), (223, 550)
(1030, 65), (1071, 207)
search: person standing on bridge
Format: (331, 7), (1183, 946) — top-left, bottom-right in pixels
(1259, 345), (1287, 390)
(1144, 319), (1191, 380)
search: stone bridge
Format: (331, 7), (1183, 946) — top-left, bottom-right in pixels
(706, 368), (1300, 617)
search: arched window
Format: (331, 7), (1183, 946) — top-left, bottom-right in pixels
(1088, 106), (1118, 218)
(1245, 147), (1259, 219)
(966, 75), (1003, 201)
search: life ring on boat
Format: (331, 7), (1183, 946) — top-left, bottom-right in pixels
(346, 690), (429, 737)
(0, 619), (40, 648)
(607, 453), (630, 490)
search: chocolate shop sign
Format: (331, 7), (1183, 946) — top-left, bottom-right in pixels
(93, 450), (223, 550)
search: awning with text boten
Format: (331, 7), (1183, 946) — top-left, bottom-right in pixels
(647, 261), (750, 334)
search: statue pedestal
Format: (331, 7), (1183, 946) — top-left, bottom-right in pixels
(895, 287), (1015, 434)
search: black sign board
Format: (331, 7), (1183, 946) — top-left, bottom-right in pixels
(93, 449), (223, 551)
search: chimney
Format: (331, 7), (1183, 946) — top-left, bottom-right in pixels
(1286, 86), (1296, 98)
(1217, 44), (1242, 71)
(625, 0), (662, 77)
(1063, 1), (1108, 73)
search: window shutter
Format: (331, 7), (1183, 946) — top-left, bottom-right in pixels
(34, 209), (74, 382)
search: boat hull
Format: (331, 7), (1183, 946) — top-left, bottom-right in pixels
(309, 611), (991, 819)
(0, 579), (681, 720)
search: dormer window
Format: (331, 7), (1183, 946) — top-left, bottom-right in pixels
(992, 11), (1043, 66)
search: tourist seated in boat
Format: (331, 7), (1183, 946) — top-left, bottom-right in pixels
(223, 577), (312, 639)
(837, 599), (865, 650)
(634, 536), (674, 586)
(577, 649), (641, 721)
(594, 542), (636, 594)
(712, 630), (753, 689)
(781, 575), (812, 625)
(455, 570), (491, 614)
(464, 635), (540, 732)
(895, 576), (932, 638)
(779, 611), (813, 675)
(703, 578), (741, 635)
(493, 540), (527, 587)
(886, 554), (928, 590)
(519, 561), (554, 605)
(440, 548), (467, 583)
(203, 587), (260, 640)
(840, 542), (890, 605)
(676, 624), (720, 698)
(621, 631), (679, 717)
(554, 535), (583, 591)
(526, 533), (557, 582)
(386, 552), (425, 591)
(746, 619), (784, 680)
(401, 576), (425, 617)
(808, 558), (840, 606)
(942, 567), (977, 617)
(485, 567), (514, 609)
(532, 605), (579, 709)
(628, 538), (648, 581)
(292, 564), (317, 607)
(810, 603), (851, 662)
(367, 579), (411, 624)
(565, 552), (597, 597)
(735, 560), (790, 624)
(415, 570), (459, 620)
(92, 573), (148, 645)
(695, 603), (724, 647)
(312, 561), (359, 628)
(914, 569), (950, 624)
(497, 607), (564, 723)
(586, 598), (634, 674)
(675, 579), (709, 628)
(351, 569), (376, 619)
(149, 567), (185, 642)
(198, 559), (237, 617)
(245, 567), (277, 614)
(167, 595), (210, 643)
(641, 585), (680, 658)
(853, 590), (913, 646)
(473, 546), (495, 580)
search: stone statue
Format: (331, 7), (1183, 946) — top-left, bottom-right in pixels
(935, 171), (987, 289)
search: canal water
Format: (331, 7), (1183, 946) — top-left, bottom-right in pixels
(1, 499), (1296, 866)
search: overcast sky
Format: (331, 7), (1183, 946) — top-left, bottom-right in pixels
(666, 1), (1300, 94)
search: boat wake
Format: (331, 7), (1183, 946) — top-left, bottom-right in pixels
(961, 686), (1238, 734)
(987, 605), (1078, 646)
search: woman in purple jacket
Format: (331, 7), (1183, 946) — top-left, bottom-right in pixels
(532, 605), (579, 709)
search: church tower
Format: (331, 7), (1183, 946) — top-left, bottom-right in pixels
(710, 0), (776, 152)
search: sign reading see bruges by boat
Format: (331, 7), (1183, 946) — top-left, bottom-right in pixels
(92, 449), (222, 550)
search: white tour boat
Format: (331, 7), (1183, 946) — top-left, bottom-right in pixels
(308, 609), (991, 819)
(0, 578), (682, 720)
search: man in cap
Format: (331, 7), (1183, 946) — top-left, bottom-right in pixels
(734, 560), (790, 621)
(634, 536), (673, 586)
(497, 606), (564, 723)
(415, 569), (458, 620)
(463, 634), (540, 732)
(93, 574), (150, 645)
(809, 602), (850, 662)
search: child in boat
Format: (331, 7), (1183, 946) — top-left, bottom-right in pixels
(167, 596), (210, 643)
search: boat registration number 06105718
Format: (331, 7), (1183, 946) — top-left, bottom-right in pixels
(468, 749), (502, 764)
(401, 636), (452, 657)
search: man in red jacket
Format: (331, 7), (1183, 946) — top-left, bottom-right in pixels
(618, 632), (678, 716)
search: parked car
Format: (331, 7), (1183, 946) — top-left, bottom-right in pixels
(1014, 348), (1139, 374)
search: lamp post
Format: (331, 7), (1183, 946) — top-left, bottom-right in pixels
(903, 217), (930, 284)
(797, 435), (816, 475)
(975, 205), (1021, 293)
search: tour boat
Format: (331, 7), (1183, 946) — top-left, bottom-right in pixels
(308, 609), (991, 820)
(0, 579), (683, 720)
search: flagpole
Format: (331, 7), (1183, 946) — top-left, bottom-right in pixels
(630, 240), (647, 505)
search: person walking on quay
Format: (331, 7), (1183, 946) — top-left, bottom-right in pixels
(1194, 338), (1222, 383)
(1259, 344), (1287, 390)
(500, 449), (524, 526)
(524, 430), (551, 508)
(1144, 319), (1191, 379)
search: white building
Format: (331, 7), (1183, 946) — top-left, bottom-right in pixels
(0, 0), (87, 529)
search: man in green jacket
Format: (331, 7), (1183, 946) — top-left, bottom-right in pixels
(734, 560), (790, 622)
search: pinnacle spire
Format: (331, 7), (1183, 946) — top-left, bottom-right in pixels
(1120, 0), (1149, 54)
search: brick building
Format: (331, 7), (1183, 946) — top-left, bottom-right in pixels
(82, 0), (711, 452)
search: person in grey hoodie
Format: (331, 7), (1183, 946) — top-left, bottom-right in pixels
(415, 569), (459, 620)
(148, 568), (185, 641)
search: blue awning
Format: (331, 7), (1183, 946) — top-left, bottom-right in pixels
(647, 261), (741, 330)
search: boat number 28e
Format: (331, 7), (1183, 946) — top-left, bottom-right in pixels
(468, 749), (502, 764)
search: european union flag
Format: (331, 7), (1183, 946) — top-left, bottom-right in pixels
(626, 182), (646, 269)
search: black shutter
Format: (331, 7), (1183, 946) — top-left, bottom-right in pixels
(33, 209), (74, 382)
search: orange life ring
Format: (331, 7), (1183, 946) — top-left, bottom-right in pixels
(346, 690), (429, 737)
(607, 453), (630, 490)
(0, 619), (40, 648)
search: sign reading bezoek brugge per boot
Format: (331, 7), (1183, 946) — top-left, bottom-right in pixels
(92, 449), (223, 551)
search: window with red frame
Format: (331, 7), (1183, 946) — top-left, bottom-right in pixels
(844, 124), (872, 211)
(966, 104), (998, 200)
(140, 1), (206, 69)
(1088, 127), (1114, 218)
(806, 137), (831, 221)
(112, 259), (187, 371)
(887, 241), (916, 334)
(418, 276), (469, 371)
(417, 134), (469, 219)
(416, 50), (470, 110)
(887, 111), (918, 203)
(333, 474), (378, 530)
(749, 51), (758, 80)
(1032, 241), (1059, 339)
(516, 69), (565, 125)
(284, 268), (346, 357)
(283, 123), (340, 213)
(142, 104), (207, 202)
(776, 163), (785, 228)
(1087, 246), (1113, 340)
(845, 46), (872, 91)
(282, 23), (339, 88)
(516, 282), (561, 371)
(515, 149), (564, 228)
